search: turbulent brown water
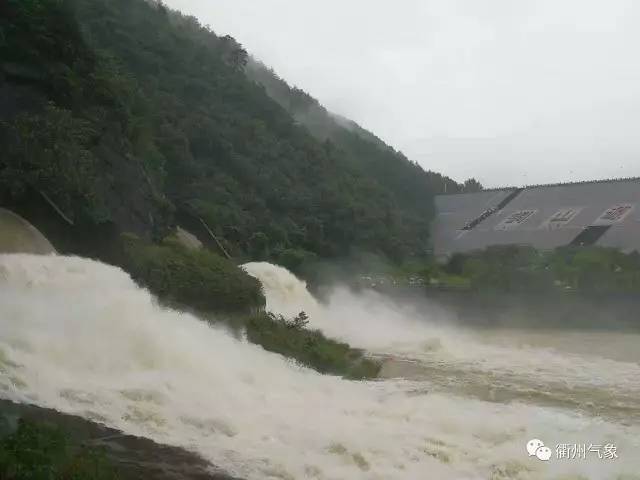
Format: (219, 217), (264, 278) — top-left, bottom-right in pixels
(0, 256), (638, 479)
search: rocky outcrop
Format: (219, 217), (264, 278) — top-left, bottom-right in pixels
(0, 399), (242, 480)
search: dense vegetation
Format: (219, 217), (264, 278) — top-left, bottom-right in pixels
(118, 234), (265, 313)
(246, 312), (381, 379)
(420, 245), (640, 294)
(0, 0), (172, 236)
(246, 59), (483, 210)
(0, 419), (117, 480)
(0, 0), (467, 266)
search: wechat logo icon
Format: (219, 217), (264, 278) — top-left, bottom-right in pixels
(527, 439), (552, 461)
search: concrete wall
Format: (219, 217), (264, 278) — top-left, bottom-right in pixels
(0, 208), (56, 254)
(432, 179), (640, 257)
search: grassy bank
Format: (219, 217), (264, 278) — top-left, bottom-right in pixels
(246, 312), (381, 380)
(0, 399), (236, 480)
(0, 419), (117, 480)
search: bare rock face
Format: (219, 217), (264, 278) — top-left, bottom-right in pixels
(0, 208), (56, 254)
(0, 399), (242, 480)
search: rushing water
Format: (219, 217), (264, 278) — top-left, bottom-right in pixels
(1, 255), (639, 479)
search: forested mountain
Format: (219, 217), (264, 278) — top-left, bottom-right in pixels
(246, 60), (467, 205)
(0, 0), (471, 265)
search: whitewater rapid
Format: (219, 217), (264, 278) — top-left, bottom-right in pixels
(0, 255), (639, 479)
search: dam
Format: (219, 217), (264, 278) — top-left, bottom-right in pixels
(432, 177), (640, 259)
(0, 208), (56, 255)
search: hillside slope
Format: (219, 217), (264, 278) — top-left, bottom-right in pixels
(246, 60), (467, 210)
(1, 0), (463, 264)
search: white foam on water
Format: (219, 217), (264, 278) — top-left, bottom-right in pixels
(244, 262), (640, 399)
(0, 255), (638, 479)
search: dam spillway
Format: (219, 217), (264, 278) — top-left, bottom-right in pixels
(0, 208), (56, 255)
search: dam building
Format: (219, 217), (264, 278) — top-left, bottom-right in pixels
(431, 178), (640, 260)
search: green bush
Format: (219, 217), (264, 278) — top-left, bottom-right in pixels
(432, 245), (640, 294)
(0, 418), (117, 480)
(550, 246), (640, 293)
(118, 234), (265, 314)
(245, 311), (381, 380)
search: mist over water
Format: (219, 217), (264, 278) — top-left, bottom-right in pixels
(1, 255), (639, 479)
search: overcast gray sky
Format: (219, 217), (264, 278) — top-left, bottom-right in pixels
(164, 0), (640, 187)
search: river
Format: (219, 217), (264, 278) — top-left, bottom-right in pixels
(0, 255), (638, 479)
